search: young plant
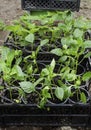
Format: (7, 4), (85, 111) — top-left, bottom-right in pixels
(0, 46), (26, 86)
(51, 34), (91, 78)
(39, 59), (72, 107)
(2, 11), (91, 107)
(19, 77), (44, 104)
(5, 11), (74, 50)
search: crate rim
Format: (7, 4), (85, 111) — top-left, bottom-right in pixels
(21, 0), (81, 12)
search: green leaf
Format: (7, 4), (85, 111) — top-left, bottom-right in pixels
(16, 65), (25, 77)
(41, 68), (49, 76)
(19, 81), (35, 93)
(84, 52), (91, 58)
(59, 56), (67, 63)
(10, 67), (17, 76)
(34, 78), (43, 87)
(82, 72), (91, 81)
(10, 65), (25, 80)
(42, 86), (51, 99)
(73, 29), (83, 38)
(1, 47), (10, 61)
(74, 18), (86, 29)
(84, 40), (91, 49)
(67, 87), (71, 95)
(51, 48), (63, 56)
(66, 73), (77, 81)
(40, 39), (49, 47)
(55, 87), (64, 101)
(61, 67), (71, 80)
(39, 97), (47, 108)
(80, 92), (87, 103)
(61, 37), (68, 46)
(50, 59), (55, 71)
(64, 87), (71, 98)
(16, 57), (22, 65)
(58, 80), (65, 87)
(7, 50), (15, 67)
(0, 61), (6, 72)
(61, 37), (78, 47)
(15, 50), (22, 56)
(25, 33), (34, 43)
(27, 65), (33, 74)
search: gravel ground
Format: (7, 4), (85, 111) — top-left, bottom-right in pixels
(0, 0), (24, 24)
(76, 0), (91, 19)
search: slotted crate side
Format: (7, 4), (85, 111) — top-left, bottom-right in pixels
(0, 104), (91, 127)
(21, 0), (80, 11)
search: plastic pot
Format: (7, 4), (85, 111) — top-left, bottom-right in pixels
(47, 97), (69, 105)
(47, 88), (69, 105)
(69, 87), (90, 104)
(77, 64), (85, 76)
(0, 87), (24, 104)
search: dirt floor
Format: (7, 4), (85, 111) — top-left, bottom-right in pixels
(0, 0), (24, 24)
(0, 0), (91, 24)
(76, 0), (91, 19)
(0, 0), (91, 130)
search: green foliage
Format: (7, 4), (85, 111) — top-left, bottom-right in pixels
(82, 72), (91, 81)
(39, 86), (51, 108)
(80, 92), (87, 103)
(25, 33), (35, 43)
(51, 48), (63, 56)
(55, 87), (64, 101)
(19, 81), (35, 93)
(0, 47), (25, 83)
(0, 11), (91, 108)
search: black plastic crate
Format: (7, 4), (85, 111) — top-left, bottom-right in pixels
(21, 0), (80, 11)
(0, 104), (91, 127)
(0, 56), (90, 127)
